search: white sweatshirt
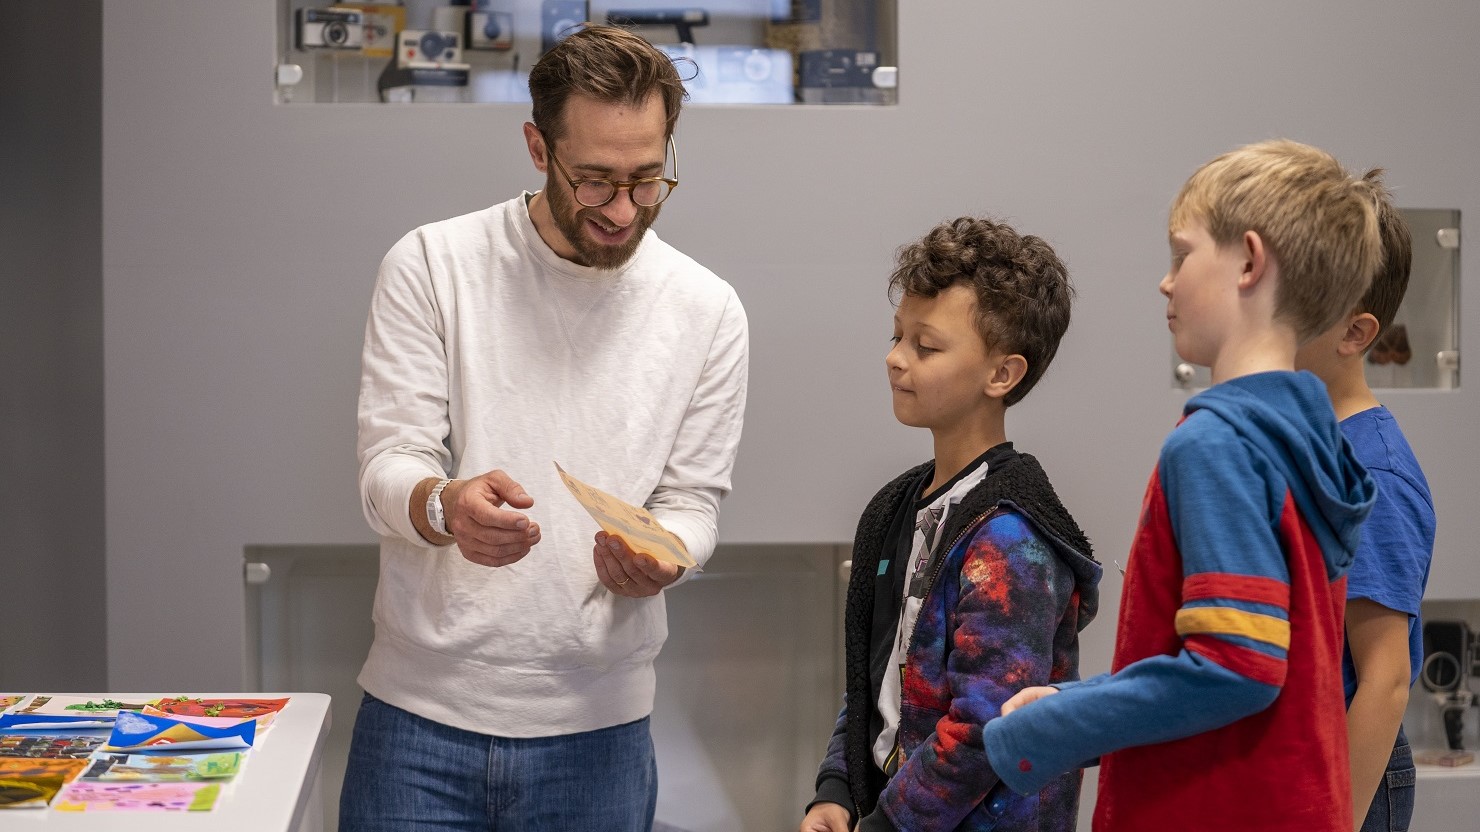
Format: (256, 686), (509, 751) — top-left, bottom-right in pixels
(356, 194), (748, 737)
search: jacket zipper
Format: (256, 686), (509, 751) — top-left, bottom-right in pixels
(890, 507), (995, 762)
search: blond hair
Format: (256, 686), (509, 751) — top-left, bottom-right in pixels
(1169, 139), (1383, 340)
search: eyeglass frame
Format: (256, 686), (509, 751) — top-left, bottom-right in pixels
(541, 132), (679, 209)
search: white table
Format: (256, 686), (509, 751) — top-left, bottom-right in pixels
(0, 692), (331, 831)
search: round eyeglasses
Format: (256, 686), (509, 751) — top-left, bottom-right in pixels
(543, 135), (679, 208)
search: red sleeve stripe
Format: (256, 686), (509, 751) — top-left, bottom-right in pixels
(1183, 572), (1290, 610)
(1185, 635), (1286, 688)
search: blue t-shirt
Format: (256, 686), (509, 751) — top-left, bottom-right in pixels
(1340, 406), (1436, 704)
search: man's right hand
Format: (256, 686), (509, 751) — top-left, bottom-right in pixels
(800, 802), (851, 832)
(439, 470), (541, 567)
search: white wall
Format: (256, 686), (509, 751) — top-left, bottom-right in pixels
(103, 0), (1479, 705)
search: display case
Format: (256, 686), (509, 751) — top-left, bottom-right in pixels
(1173, 208), (1462, 391)
(274, 0), (898, 105)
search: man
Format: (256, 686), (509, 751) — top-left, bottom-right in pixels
(342, 25), (748, 831)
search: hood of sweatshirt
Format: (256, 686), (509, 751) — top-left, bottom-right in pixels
(1186, 370), (1377, 578)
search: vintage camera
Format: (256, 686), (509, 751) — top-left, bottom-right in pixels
(542, 0), (589, 56)
(468, 1), (514, 51)
(716, 47), (783, 85)
(296, 8), (365, 51)
(798, 49), (897, 104)
(1422, 620), (1478, 750)
(396, 30), (465, 69)
(606, 8), (710, 45)
(658, 44), (791, 104)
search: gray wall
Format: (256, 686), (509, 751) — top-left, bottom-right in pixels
(1, 0), (106, 691)
(103, 1), (1479, 697)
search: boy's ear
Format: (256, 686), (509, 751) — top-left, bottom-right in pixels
(984, 353), (1029, 400)
(1338, 312), (1381, 358)
(1237, 230), (1269, 290)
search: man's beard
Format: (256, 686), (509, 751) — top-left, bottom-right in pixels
(544, 170), (661, 270)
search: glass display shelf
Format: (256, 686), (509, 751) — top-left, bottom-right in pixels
(275, 0), (898, 105)
(1172, 208), (1461, 391)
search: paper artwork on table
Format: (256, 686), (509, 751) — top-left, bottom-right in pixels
(555, 462), (697, 569)
(144, 703), (278, 732)
(0, 696), (25, 711)
(150, 696), (290, 720)
(0, 758), (88, 809)
(82, 751), (243, 782)
(0, 712), (114, 731)
(15, 695), (148, 718)
(0, 734), (105, 759)
(53, 780), (221, 812)
(104, 711), (254, 753)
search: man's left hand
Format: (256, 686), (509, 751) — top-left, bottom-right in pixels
(594, 531), (684, 597)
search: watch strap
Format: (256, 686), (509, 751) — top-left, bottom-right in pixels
(427, 478), (452, 537)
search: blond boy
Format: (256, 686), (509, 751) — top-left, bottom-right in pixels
(982, 140), (1382, 831)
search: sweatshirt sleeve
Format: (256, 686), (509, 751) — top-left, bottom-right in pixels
(985, 414), (1289, 794)
(866, 512), (1079, 829)
(356, 230), (453, 545)
(646, 289), (748, 580)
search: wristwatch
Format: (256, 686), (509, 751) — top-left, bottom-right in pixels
(427, 478), (452, 537)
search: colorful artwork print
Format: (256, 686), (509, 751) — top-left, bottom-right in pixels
(0, 696), (25, 711)
(144, 703), (278, 731)
(16, 696), (148, 718)
(105, 710), (254, 753)
(151, 696), (290, 719)
(0, 734), (105, 759)
(54, 780), (221, 812)
(555, 462), (697, 568)
(83, 752), (242, 782)
(0, 759), (88, 809)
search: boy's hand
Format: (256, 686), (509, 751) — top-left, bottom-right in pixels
(800, 802), (851, 832)
(594, 532), (684, 597)
(1001, 685), (1059, 716)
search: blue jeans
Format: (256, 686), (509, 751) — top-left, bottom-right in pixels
(1358, 727), (1415, 832)
(339, 692), (658, 832)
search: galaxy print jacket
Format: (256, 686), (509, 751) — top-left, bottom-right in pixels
(813, 452), (1100, 832)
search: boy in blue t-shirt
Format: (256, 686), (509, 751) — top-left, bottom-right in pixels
(1295, 170), (1436, 831)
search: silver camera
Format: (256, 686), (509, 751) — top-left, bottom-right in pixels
(296, 8), (365, 51)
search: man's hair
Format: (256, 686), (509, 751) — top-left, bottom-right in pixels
(528, 25), (688, 145)
(1169, 139), (1384, 340)
(889, 217), (1074, 407)
(1353, 168), (1413, 348)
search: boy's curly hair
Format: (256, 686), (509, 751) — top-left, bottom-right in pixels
(889, 217), (1074, 407)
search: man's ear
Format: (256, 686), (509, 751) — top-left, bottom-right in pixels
(523, 122), (549, 173)
(1238, 230), (1269, 290)
(1339, 312), (1381, 358)
(985, 354), (1029, 400)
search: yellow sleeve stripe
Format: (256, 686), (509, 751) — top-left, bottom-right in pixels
(1175, 606), (1291, 650)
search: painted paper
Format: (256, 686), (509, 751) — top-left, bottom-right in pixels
(0, 759), (87, 809)
(555, 462), (697, 568)
(82, 751), (243, 782)
(104, 711), (254, 753)
(0, 734), (105, 759)
(150, 696), (290, 720)
(53, 780), (221, 812)
(15, 696), (148, 718)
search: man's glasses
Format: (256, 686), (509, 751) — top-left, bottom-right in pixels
(544, 135), (679, 208)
